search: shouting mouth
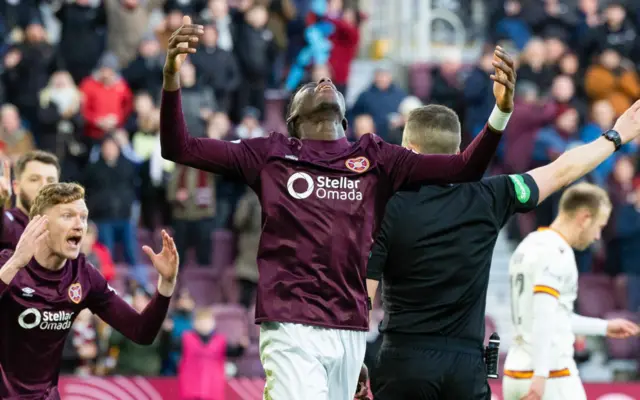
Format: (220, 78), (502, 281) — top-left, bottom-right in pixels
(66, 235), (82, 249)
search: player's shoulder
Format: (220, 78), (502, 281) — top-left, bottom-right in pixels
(518, 229), (572, 264)
(230, 131), (288, 148)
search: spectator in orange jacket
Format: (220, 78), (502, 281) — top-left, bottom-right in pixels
(79, 53), (133, 143)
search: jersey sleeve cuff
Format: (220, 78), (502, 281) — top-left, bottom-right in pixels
(533, 285), (560, 298)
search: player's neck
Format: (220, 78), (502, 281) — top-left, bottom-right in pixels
(298, 118), (345, 141)
(33, 248), (67, 271)
(549, 219), (579, 248)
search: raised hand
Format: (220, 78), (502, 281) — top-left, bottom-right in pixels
(606, 318), (640, 339)
(12, 215), (49, 267)
(164, 15), (204, 75)
(490, 46), (517, 113)
(613, 100), (640, 144)
(142, 229), (179, 283)
(0, 160), (11, 205)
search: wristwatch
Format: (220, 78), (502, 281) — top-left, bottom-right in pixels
(602, 130), (622, 151)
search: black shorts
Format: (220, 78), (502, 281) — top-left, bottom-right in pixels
(371, 334), (491, 400)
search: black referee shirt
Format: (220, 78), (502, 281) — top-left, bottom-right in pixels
(367, 174), (539, 347)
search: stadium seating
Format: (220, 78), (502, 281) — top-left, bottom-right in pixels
(577, 274), (616, 319)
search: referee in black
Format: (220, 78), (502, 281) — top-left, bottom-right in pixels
(367, 98), (640, 398)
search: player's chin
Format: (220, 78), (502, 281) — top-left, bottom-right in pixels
(314, 90), (341, 106)
(62, 242), (82, 259)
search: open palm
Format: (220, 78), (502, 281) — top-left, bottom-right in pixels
(142, 230), (179, 282)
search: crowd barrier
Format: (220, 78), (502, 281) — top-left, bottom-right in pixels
(58, 376), (640, 399)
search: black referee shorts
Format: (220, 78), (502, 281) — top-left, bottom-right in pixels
(371, 334), (491, 400)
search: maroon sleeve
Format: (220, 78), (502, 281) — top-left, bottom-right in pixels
(379, 124), (501, 191)
(85, 266), (171, 345)
(160, 89), (270, 185)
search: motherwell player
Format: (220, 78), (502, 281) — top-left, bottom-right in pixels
(505, 184), (639, 400)
(0, 150), (60, 250)
(161, 16), (515, 399)
(0, 183), (178, 399)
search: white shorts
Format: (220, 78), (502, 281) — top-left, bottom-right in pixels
(502, 375), (587, 400)
(259, 321), (367, 400)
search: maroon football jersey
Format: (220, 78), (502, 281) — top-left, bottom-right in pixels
(161, 89), (500, 331)
(0, 251), (170, 399)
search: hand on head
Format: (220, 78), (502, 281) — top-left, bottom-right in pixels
(13, 215), (49, 267)
(164, 16), (204, 75)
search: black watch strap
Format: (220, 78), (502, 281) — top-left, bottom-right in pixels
(602, 130), (622, 151)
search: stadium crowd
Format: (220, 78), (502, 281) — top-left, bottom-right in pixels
(0, 0), (639, 389)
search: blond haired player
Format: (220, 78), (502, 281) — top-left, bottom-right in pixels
(503, 183), (640, 400)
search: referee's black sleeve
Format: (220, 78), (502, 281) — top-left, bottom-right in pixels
(367, 196), (401, 281)
(480, 173), (539, 227)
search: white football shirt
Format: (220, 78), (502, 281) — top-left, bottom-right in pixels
(505, 228), (579, 372)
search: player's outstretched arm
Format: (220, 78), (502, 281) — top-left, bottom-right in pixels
(160, 16), (267, 184)
(382, 47), (515, 190)
(528, 100), (640, 204)
(86, 231), (179, 345)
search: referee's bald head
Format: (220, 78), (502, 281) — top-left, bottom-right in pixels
(401, 105), (461, 155)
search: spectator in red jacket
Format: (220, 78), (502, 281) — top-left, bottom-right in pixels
(81, 220), (116, 282)
(327, 5), (361, 95)
(79, 53), (133, 143)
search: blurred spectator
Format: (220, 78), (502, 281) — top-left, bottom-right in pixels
(60, 309), (98, 376)
(0, 104), (35, 162)
(493, 0), (532, 50)
(517, 37), (555, 93)
(83, 135), (139, 265)
(350, 66), (407, 140)
(353, 114), (375, 140)
(533, 105), (581, 165)
(79, 53), (133, 143)
(122, 35), (165, 101)
(463, 46), (495, 138)
(235, 107), (264, 139)
(234, 188), (261, 309)
(201, 0), (236, 51)
(125, 92), (155, 135)
(327, 4), (360, 95)
(206, 112), (242, 229)
(132, 109), (174, 231)
(429, 52), (465, 122)
(167, 164), (216, 268)
(581, 1), (640, 67)
(54, 0), (107, 83)
(105, 0), (164, 68)
(36, 71), (83, 157)
(107, 289), (162, 375)
(2, 19), (58, 127)
(387, 95), (422, 145)
(82, 221), (116, 282)
(160, 289), (195, 376)
(584, 48), (640, 117)
(191, 24), (241, 113)
(178, 308), (248, 400)
(265, 0), (297, 87)
(502, 82), (557, 174)
(156, 7), (185, 52)
(234, 4), (274, 121)
(179, 60), (216, 138)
